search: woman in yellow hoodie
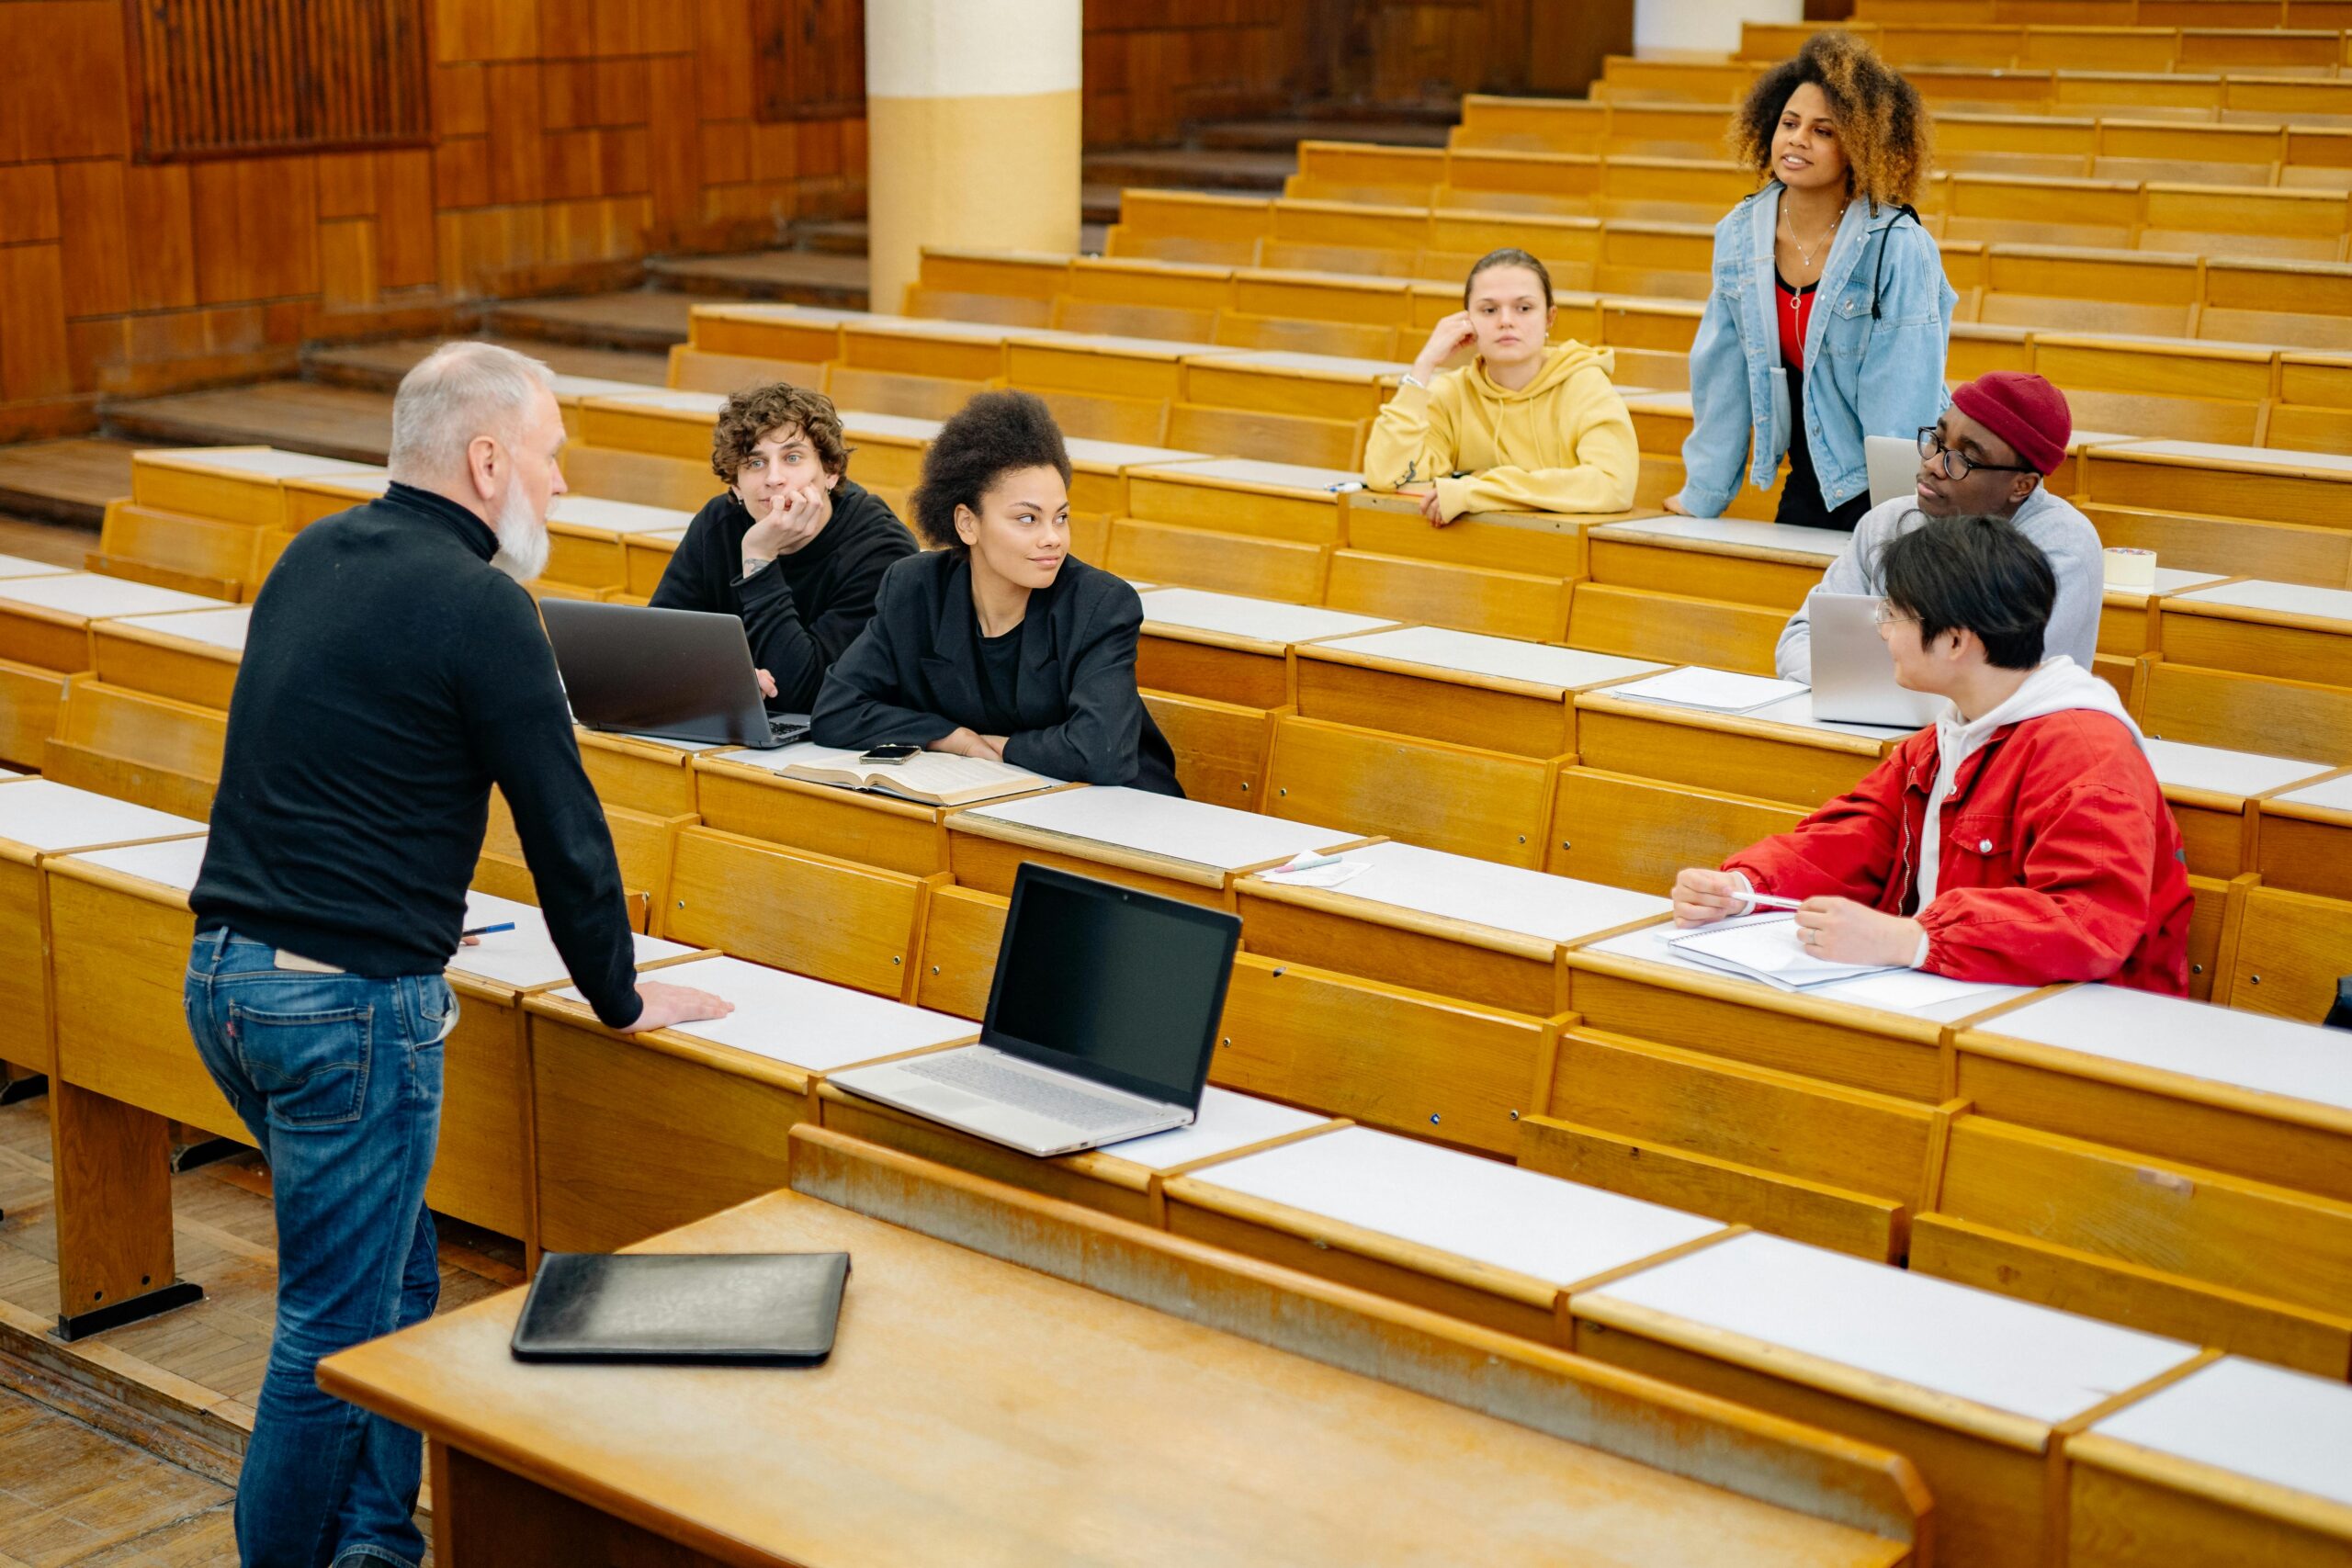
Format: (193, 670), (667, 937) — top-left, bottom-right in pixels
(1364, 248), (1639, 525)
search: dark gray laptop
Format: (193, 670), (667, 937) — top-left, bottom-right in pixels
(829, 863), (1241, 1156)
(539, 599), (808, 750)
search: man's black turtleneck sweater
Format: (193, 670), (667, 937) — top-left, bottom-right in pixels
(190, 481), (643, 1029)
(649, 479), (917, 713)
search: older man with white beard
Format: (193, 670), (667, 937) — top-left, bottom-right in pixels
(185, 341), (730, 1568)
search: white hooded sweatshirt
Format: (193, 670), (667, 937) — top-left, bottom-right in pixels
(1915, 656), (2146, 907)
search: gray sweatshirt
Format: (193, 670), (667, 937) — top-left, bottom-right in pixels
(1775, 487), (2105, 683)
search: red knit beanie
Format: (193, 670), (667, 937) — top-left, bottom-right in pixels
(1950, 372), (2071, 477)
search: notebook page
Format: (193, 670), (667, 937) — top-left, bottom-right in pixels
(1668, 913), (1902, 988)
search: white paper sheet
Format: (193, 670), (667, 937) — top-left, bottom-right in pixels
(1609, 667), (1810, 715)
(447, 890), (695, 989)
(553, 953), (972, 1070)
(1099, 1088), (1331, 1171)
(0, 780), (205, 852)
(1203, 1126), (1723, 1285)
(2092, 1358), (2352, 1507)
(965, 786), (1358, 871)
(1591, 1232), (2199, 1424)
(1667, 913), (1903, 989)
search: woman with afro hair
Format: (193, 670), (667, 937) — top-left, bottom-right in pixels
(812, 389), (1182, 795)
(1668, 31), (1956, 532)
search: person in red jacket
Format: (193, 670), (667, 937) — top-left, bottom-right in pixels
(1672, 513), (2194, 994)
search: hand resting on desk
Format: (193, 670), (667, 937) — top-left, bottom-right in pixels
(619, 979), (736, 1034)
(1672, 868), (1926, 967)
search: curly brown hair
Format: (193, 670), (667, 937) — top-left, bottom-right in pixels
(709, 381), (848, 484)
(910, 390), (1070, 553)
(1730, 31), (1931, 210)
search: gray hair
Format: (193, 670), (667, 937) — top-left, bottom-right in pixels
(387, 341), (557, 481)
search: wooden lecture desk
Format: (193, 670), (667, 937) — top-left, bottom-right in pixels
(1581, 514), (1847, 612)
(687, 301), (865, 363)
(839, 313), (1019, 379)
(1162, 1122), (1733, 1343)
(1339, 491), (1635, 584)
(2066, 1356), (2352, 1567)
(282, 469), (395, 530)
(1293, 625), (1664, 758)
(1135, 586), (1396, 708)
(1181, 346), (1408, 422)
(89, 605), (250, 709)
(2255, 768), (2352, 900)
(0, 553), (74, 581)
(574, 728), (718, 818)
(1060, 436), (1221, 521)
(130, 446), (386, 530)
(2157, 576), (2352, 688)
(1123, 456), (1357, 546)
(543, 496), (695, 592)
(1234, 839), (1669, 1016)
(317, 1128), (1929, 1567)
(690, 743), (1060, 877)
(40, 858), (694, 1334)
(1005, 330), (1245, 403)
(0, 574), (231, 766)
(1569, 677), (1902, 807)
(576, 389), (730, 464)
(1572, 1230), (2207, 1568)
(2141, 738), (2337, 881)
(944, 785), (1374, 906)
(2079, 440), (2352, 530)
(2097, 566), (2226, 662)
(523, 953), (978, 1253)
(834, 411), (944, 497)
(0, 781), (203, 1081)
(617, 526), (688, 601)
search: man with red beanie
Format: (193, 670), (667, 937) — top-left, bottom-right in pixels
(1778, 371), (2100, 683)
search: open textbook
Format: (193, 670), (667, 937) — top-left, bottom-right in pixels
(1667, 911), (1906, 992)
(764, 743), (1052, 807)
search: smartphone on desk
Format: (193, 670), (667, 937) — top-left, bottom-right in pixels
(859, 743), (922, 765)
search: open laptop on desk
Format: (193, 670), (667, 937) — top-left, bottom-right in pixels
(1864, 434), (1920, 510)
(541, 600), (808, 750)
(1807, 592), (1943, 728)
(828, 863), (1240, 1157)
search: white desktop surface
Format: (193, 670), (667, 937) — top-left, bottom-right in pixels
(0, 780), (205, 852)
(0, 554), (73, 579)
(2278, 772), (2352, 814)
(2115, 440), (2352, 475)
(1271, 840), (1670, 944)
(1137, 588), (1393, 644)
(1746, 692), (1919, 740)
(548, 374), (660, 401)
(962, 787), (1360, 872)
(558, 953), (972, 1071)
(2143, 738), (2334, 798)
(2090, 1357), (2352, 1508)
(550, 496), (695, 534)
(1975, 985), (2352, 1112)
(1317, 626), (1664, 691)
(1586, 923), (2028, 1023)
(2109, 566), (2227, 600)
(0, 573), (230, 618)
(141, 447), (382, 480)
(1102, 1088), (1331, 1171)
(2174, 577), (2352, 625)
(1589, 1231), (2199, 1427)
(588, 389), (728, 416)
(1062, 438), (1218, 470)
(1130, 456), (1357, 492)
(1595, 514), (1849, 561)
(72, 834), (211, 893)
(1201, 1125), (1723, 1286)
(837, 412), (945, 442)
(447, 891), (694, 990)
(109, 605), (252, 652)
(1202, 349), (1410, 378)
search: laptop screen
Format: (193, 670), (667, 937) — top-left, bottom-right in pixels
(982, 864), (1240, 1109)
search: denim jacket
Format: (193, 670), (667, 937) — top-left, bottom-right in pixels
(1677, 185), (1958, 519)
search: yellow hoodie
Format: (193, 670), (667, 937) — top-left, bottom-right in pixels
(1363, 342), (1639, 521)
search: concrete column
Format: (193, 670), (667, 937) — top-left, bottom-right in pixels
(865, 0), (1082, 317)
(1635, 0), (1805, 57)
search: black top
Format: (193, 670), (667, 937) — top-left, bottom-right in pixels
(649, 480), (917, 712)
(190, 482), (643, 1029)
(810, 550), (1182, 796)
(973, 625), (1023, 731)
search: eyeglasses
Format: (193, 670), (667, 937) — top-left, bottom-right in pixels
(1871, 601), (1919, 628)
(1917, 426), (2039, 481)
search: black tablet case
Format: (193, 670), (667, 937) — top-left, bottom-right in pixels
(511, 1252), (850, 1366)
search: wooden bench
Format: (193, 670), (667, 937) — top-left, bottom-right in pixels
(1293, 624), (1663, 759)
(1261, 713), (1565, 869)
(2250, 767), (2352, 900)
(42, 676), (228, 821)
(1548, 766), (1811, 894)
(88, 606), (247, 709)
(2131, 656), (2352, 761)
(2142, 737), (2338, 878)
(1134, 585), (1396, 709)
(2215, 879), (2352, 1021)
(0, 573), (230, 765)
(2156, 577), (2352, 687)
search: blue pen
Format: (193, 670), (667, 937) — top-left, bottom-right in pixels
(460, 921), (515, 938)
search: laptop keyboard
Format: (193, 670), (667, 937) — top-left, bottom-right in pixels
(902, 1053), (1155, 1133)
(768, 716), (810, 744)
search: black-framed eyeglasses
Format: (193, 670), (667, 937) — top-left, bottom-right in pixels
(1917, 426), (2039, 480)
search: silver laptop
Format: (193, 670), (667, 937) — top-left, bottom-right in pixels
(1865, 434), (1920, 509)
(540, 599), (808, 749)
(1807, 591), (1945, 728)
(828, 863), (1240, 1157)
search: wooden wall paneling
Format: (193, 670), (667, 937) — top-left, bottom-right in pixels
(435, 137), (494, 211)
(54, 161), (131, 320)
(0, 245), (74, 402)
(697, 0), (758, 122)
(1531, 0), (1635, 95)
(0, 2), (131, 163)
(319, 220), (382, 308)
(647, 52), (702, 235)
(190, 158), (321, 305)
(593, 58), (651, 128)
(602, 128), (650, 196)
(121, 164), (198, 312)
(0, 165), (62, 246)
(434, 0), (539, 62)
(315, 152), (380, 221)
(484, 61), (548, 206)
(700, 123), (756, 189)
(376, 149), (439, 288)
(434, 62), (490, 136)
(750, 0), (866, 124)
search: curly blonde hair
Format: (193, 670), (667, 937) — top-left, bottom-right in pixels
(1730, 32), (1931, 210)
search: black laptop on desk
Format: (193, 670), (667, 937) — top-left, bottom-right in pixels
(540, 600), (808, 750)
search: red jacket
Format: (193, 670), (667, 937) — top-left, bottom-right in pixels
(1724, 708), (2194, 994)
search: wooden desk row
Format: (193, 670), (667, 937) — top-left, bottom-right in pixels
(1740, 17), (2352, 73)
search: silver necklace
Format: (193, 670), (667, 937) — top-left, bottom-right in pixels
(1781, 197), (1847, 276)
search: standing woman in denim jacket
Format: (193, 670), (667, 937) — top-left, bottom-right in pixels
(1668, 32), (1955, 531)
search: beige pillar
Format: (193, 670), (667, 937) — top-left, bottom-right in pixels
(865, 0), (1082, 318)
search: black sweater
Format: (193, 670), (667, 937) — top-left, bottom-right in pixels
(811, 551), (1182, 796)
(648, 480), (917, 713)
(190, 483), (643, 1029)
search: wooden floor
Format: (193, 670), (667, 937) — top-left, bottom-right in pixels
(0, 445), (138, 533)
(483, 290), (727, 348)
(0, 1382), (235, 1567)
(304, 336), (669, 394)
(0, 516), (96, 569)
(641, 251), (870, 306)
(99, 384), (397, 467)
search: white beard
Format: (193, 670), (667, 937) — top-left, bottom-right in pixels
(490, 480), (550, 584)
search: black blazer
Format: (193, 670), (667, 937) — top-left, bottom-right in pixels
(811, 551), (1182, 796)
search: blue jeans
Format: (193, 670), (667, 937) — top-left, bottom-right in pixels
(185, 929), (451, 1568)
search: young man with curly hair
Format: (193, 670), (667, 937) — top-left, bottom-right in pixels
(650, 381), (918, 712)
(811, 390), (1182, 795)
(1668, 31), (1957, 532)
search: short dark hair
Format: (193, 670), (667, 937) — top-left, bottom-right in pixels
(1877, 513), (2056, 671)
(1464, 247), (1553, 309)
(711, 382), (847, 482)
(910, 390), (1072, 551)
(1730, 31), (1930, 209)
